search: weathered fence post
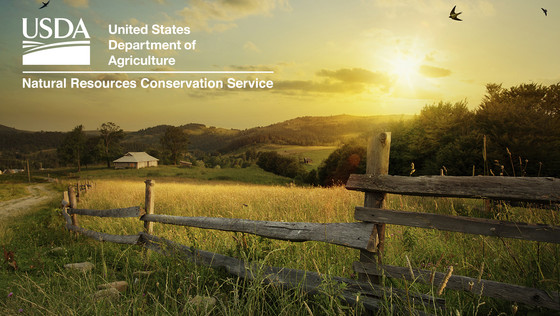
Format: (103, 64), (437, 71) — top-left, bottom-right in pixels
(144, 180), (155, 235)
(68, 185), (79, 227)
(63, 191), (69, 207)
(358, 132), (391, 283)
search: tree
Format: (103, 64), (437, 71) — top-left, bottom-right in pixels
(57, 125), (86, 171)
(256, 151), (305, 178)
(476, 83), (560, 176)
(99, 122), (125, 168)
(160, 126), (189, 165)
(317, 142), (366, 186)
(82, 136), (104, 168)
(388, 101), (481, 176)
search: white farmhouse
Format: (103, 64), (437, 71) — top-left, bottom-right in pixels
(113, 152), (159, 169)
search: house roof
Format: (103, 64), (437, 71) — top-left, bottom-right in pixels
(113, 152), (159, 163)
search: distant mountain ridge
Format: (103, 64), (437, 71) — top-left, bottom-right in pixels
(0, 114), (412, 153)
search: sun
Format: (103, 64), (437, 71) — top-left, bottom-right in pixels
(388, 53), (422, 88)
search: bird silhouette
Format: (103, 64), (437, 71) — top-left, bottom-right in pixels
(449, 5), (462, 21)
(542, 8), (548, 16)
(39, 0), (50, 9)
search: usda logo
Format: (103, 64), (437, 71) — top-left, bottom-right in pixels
(22, 18), (90, 65)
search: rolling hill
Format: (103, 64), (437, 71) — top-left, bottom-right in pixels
(123, 114), (412, 153)
(0, 114), (412, 154)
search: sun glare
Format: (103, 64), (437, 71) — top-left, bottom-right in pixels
(389, 54), (421, 88)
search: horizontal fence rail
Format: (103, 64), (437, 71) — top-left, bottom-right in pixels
(67, 206), (143, 218)
(140, 214), (376, 250)
(353, 262), (560, 310)
(62, 207), (141, 244)
(355, 206), (560, 244)
(347, 174), (560, 203)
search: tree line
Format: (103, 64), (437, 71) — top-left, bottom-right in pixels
(308, 82), (560, 186)
(390, 83), (560, 177)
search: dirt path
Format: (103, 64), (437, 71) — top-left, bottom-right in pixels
(0, 184), (58, 219)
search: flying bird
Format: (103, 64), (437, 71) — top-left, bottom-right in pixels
(542, 8), (548, 16)
(449, 5), (462, 21)
(39, 0), (50, 9)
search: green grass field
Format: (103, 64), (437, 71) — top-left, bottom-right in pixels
(24, 164), (293, 186)
(0, 184), (29, 201)
(1, 171), (559, 315)
(247, 144), (337, 170)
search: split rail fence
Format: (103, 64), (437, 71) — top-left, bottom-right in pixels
(60, 132), (560, 312)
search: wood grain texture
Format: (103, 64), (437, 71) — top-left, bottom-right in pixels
(360, 132), (391, 282)
(140, 214), (374, 250)
(66, 224), (140, 245)
(355, 206), (560, 243)
(347, 175), (560, 203)
(68, 186), (78, 227)
(61, 208), (73, 226)
(67, 206), (143, 218)
(144, 180), (155, 235)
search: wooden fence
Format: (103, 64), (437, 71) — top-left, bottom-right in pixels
(347, 132), (560, 310)
(60, 132), (560, 312)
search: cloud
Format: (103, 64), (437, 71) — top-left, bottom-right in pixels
(274, 80), (366, 94)
(63, 0), (88, 8)
(225, 64), (278, 72)
(317, 68), (393, 86)
(419, 65), (451, 78)
(274, 67), (394, 95)
(176, 0), (290, 32)
(127, 18), (145, 27)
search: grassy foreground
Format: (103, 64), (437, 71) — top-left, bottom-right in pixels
(1, 179), (559, 315)
(0, 184), (29, 202)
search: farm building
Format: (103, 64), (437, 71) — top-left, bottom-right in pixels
(179, 160), (193, 168)
(113, 152), (159, 169)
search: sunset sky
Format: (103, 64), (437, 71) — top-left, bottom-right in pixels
(1, 0), (559, 131)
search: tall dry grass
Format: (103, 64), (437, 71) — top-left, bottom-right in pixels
(73, 179), (560, 313)
(77, 180), (364, 276)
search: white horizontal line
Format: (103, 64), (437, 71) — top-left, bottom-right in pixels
(22, 70), (274, 74)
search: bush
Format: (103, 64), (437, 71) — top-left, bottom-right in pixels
(256, 151), (306, 179)
(317, 142), (366, 186)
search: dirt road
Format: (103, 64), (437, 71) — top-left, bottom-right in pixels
(0, 184), (57, 219)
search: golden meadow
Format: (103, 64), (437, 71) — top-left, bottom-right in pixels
(75, 179), (560, 300)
